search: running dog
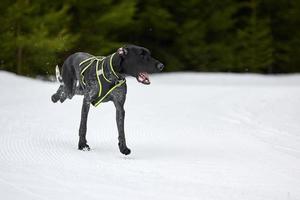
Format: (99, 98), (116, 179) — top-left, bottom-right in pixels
(51, 45), (164, 155)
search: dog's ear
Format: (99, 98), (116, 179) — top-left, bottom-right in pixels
(117, 47), (128, 57)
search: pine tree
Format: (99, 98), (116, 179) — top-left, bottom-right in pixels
(288, 0), (300, 72)
(0, 0), (76, 76)
(234, 0), (274, 73)
(174, 0), (237, 71)
(70, 0), (137, 55)
(1, 0), (299, 75)
(130, 0), (179, 71)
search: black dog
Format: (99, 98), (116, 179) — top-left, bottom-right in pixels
(51, 45), (164, 155)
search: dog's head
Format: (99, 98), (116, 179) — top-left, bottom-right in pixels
(118, 45), (164, 85)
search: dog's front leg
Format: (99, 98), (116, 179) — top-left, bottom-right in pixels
(78, 96), (91, 150)
(113, 98), (131, 155)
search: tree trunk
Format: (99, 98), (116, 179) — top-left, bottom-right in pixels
(16, 22), (22, 75)
(17, 46), (23, 74)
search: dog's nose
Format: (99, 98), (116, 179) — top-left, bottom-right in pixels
(157, 63), (164, 71)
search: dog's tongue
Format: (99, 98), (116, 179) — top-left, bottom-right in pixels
(137, 72), (150, 85)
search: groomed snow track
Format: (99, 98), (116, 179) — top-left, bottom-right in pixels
(0, 71), (300, 200)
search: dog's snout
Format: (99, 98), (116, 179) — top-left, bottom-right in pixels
(157, 63), (164, 71)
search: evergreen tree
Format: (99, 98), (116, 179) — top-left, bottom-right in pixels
(0, 0), (76, 76)
(130, 0), (179, 71)
(0, 0), (299, 76)
(70, 0), (137, 55)
(234, 0), (274, 73)
(288, 0), (300, 72)
(174, 0), (237, 71)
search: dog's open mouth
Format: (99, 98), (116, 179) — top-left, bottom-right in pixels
(137, 72), (150, 85)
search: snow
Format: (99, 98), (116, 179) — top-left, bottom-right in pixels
(0, 70), (300, 200)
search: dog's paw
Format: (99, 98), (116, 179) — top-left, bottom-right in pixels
(51, 94), (60, 103)
(120, 147), (131, 155)
(119, 143), (131, 155)
(78, 143), (91, 151)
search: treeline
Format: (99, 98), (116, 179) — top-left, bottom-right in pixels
(0, 0), (299, 76)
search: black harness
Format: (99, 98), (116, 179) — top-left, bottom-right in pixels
(79, 53), (125, 106)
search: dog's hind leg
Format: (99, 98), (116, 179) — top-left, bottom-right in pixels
(51, 85), (68, 103)
(78, 95), (91, 151)
(51, 65), (68, 103)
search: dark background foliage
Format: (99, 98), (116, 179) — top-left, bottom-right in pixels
(0, 0), (299, 76)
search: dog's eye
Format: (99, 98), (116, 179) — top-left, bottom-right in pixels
(140, 50), (146, 56)
(140, 51), (147, 59)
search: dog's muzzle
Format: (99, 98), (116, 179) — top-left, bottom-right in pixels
(137, 63), (164, 85)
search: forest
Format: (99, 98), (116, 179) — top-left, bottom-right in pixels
(0, 0), (299, 76)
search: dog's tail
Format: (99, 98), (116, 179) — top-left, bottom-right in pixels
(55, 65), (63, 83)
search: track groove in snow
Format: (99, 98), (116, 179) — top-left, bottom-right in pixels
(1, 71), (300, 200)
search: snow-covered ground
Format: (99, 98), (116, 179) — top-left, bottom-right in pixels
(0, 71), (300, 200)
